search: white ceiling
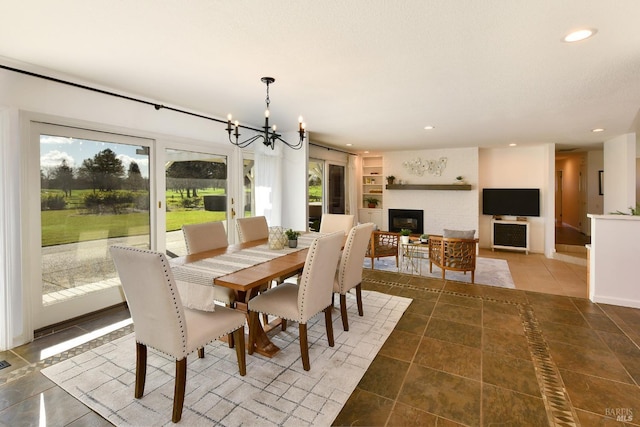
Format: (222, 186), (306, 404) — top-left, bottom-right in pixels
(2, 1), (640, 153)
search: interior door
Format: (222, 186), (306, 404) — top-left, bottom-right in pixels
(555, 170), (563, 226)
(328, 163), (346, 214)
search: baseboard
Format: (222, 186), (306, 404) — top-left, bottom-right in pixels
(552, 251), (587, 266)
(592, 295), (640, 310)
(555, 244), (588, 254)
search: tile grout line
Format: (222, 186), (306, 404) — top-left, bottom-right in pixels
(520, 304), (580, 427)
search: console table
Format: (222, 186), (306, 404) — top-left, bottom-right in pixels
(491, 219), (529, 254)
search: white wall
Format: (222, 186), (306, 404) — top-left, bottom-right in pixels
(0, 63), (311, 348)
(586, 150), (604, 234)
(281, 133), (309, 231)
(603, 133), (636, 213)
(636, 157), (640, 206)
(478, 145), (551, 254)
(382, 148), (479, 236)
(589, 214), (640, 308)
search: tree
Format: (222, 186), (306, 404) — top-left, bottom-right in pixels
(126, 161), (145, 190)
(51, 159), (75, 197)
(166, 161), (226, 198)
(78, 148), (124, 192)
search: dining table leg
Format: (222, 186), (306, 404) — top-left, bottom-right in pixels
(234, 287), (281, 358)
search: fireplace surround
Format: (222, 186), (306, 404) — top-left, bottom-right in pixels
(388, 209), (424, 234)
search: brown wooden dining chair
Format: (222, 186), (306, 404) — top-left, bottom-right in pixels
(247, 231), (344, 371)
(333, 222), (375, 331)
(109, 245), (246, 423)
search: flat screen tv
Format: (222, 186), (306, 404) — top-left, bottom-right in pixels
(482, 188), (540, 217)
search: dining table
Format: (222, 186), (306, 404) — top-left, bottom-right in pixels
(169, 234), (319, 358)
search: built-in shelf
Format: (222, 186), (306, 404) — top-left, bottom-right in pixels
(385, 184), (472, 191)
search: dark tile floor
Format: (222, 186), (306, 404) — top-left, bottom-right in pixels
(1, 269), (639, 426)
(333, 269), (640, 426)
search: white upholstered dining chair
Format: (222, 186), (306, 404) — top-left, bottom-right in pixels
(109, 245), (247, 423)
(182, 220), (229, 253)
(236, 215), (269, 242)
(247, 231), (344, 371)
(236, 215), (300, 293)
(181, 221), (236, 307)
(318, 213), (355, 236)
(333, 222), (375, 331)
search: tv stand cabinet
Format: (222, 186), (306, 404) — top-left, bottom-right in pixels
(491, 219), (529, 254)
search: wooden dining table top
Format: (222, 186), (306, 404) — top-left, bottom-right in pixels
(170, 238), (309, 292)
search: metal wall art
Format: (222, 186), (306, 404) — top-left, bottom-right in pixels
(402, 157), (447, 176)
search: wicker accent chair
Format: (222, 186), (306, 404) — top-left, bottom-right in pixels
(428, 235), (479, 283)
(366, 231), (399, 269)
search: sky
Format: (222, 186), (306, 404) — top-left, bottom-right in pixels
(40, 135), (150, 178)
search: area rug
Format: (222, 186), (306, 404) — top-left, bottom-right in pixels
(42, 291), (411, 426)
(363, 256), (516, 288)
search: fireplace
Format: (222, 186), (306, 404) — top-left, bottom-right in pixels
(388, 209), (424, 234)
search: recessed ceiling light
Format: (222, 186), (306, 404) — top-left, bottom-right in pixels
(509, 143), (517, 147)
(364, 150), (369, 154)
(563, 28), (597, 42)
(346, 143), (353, 147)
(591, 128), (605, 133)
(424, 126), (434, 130)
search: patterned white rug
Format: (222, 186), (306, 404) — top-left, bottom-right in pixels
(363, 256), (516, 288)
(42, 291), (411, 426)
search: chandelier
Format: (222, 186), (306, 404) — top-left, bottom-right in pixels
(226, 77), (306, 150)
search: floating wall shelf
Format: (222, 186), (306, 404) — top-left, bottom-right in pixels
(386, 184), (472, 191)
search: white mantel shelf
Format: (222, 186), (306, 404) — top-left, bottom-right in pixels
(386, 184), (471, 191)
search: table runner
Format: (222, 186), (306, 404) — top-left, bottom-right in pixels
(171, 233), (320, 311)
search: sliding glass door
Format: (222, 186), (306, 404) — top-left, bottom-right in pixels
(308, 159), (323, 230)
(29, 121), (240, 330)
(164, 148), (228, 257)
(33, 123), (152, 328)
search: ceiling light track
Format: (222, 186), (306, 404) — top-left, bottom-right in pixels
(0, 64), (264, 135)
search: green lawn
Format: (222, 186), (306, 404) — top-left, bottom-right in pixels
(309, 185), (322, 202)
(41, 184), (319, 247)
(41, 189), (228, 246)
(41, 210), (151, 246)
